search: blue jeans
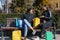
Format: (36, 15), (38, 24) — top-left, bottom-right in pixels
(18, 19), (32, 37)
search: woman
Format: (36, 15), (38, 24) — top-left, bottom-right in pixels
(18, 8), (37, 40)
(40, 6), (52, 38)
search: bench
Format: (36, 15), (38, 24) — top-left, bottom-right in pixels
(6, 18), (55, 31)
(5, 18), (56, 38)
(1, 27), (18, 30)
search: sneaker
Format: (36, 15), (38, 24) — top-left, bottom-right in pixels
(32, 30), (36, 35)
(53, 37), (56, 39)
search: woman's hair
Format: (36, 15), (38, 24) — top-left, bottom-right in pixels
(26, 8), (34, 13)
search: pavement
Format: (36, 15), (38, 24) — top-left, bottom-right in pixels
(22, 34), (60, 40)
(41, 34), (60, 40)
(0, 34), (59, 40)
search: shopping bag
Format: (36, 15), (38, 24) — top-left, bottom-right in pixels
(33, 18), (40, 28)
(15, 18), (19, 27)
(18, 20), (23, 28)
(12, 30), (21, 40)
(45, 31), (53, 40)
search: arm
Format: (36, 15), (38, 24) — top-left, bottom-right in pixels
(44, 10), (52, 19)
(40, 12), (45, 18)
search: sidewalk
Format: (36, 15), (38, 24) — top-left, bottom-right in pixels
(22, 34), (60, 40)
(41, 34), (60, 40)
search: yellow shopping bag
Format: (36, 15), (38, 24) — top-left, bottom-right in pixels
(33, 17), (40, 28)
(12, 30), (21, 40)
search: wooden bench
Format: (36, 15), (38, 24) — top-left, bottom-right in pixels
(6, 18), (16, 27)
(0, 18), (21, 40)
(1, 18), (19, 30)
(6, 18), (54, 32)
(1, 27), (18, 30)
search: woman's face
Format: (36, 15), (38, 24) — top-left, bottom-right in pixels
(29, 9), (34, 14)
(43, 7), (47, 11)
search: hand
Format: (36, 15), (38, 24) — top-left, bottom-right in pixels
(40, 16), (45, 18)
(32, 19), (34, 21)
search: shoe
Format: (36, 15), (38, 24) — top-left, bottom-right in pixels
(41, 35), (44, 38)
(24, 36), (26, 40)
(53, 37), (56, 39)
(32, 30), (36, 35)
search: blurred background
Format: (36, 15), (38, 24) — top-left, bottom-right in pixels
(0, 0), (59, 40)
(0, 0), (60, 29)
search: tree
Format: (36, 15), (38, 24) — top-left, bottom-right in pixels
(33, 0), (42, 6)
(10, 0), (48, 14)
(42, 0), (48, 6)
(11, 0), (25, 13)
